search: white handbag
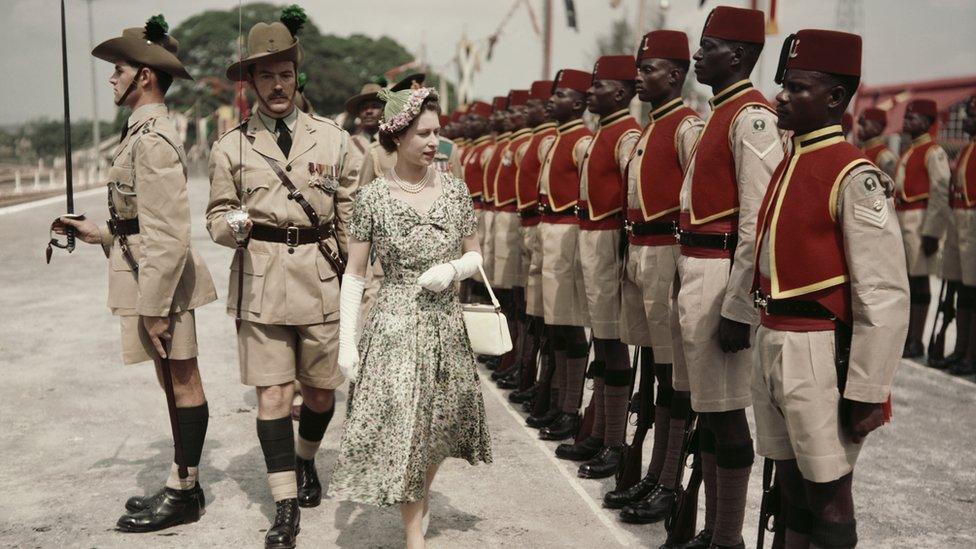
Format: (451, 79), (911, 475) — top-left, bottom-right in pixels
(461, 265), (513, 356)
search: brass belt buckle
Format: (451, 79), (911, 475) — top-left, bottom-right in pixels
(286, 225), (300, 247)
(752, 291), (769, 310)
(624, 220), (634, 234)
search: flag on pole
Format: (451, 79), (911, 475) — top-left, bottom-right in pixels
(564, 0), (578, 30)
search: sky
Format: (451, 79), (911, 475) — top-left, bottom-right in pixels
(1, 0), (974, 126)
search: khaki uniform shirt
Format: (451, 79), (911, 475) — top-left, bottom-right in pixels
(98, 103), (216, 317)
(893, 135), (952, 239)
(759, 164), (909, 403)
(863, 136), (899, 179)
(206, 109), (362, 325)
(679, 96), (784, 326)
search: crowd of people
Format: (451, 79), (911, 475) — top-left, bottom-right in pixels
(49, 3), (975, 549)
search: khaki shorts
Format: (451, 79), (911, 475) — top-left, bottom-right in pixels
(897, 209), (938, 277)
(670, 272), (689, 392)
(579, 229), (622, 339)
(942, 213), (961, 281)
(753, 326), (862, 483)
(541, 222), (589, 327)
(522, 224), (545, 317)
(474, 209), (486, 283)
(620, 244), (678, 363)
(237, 320), (343, 389)
(675, 255), (753, 412)
(120, 310), (198, 365)
(492, 211), (523, 289)
(954, 209), (976, 286)
(482, 210), (497, 286)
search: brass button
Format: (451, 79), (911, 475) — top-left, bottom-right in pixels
(288, 248), (295, 254)
(285, 165), (292, 172)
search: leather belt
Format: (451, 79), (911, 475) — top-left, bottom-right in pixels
(539, 204), (574, 217)
(753, 292), (835, 319)
(677, 229), (737, 251)
(518, 207), (541, 219)
(626, 220), (676, 237)
(250, 222), (334, 247)
(108, 217), (140, 236)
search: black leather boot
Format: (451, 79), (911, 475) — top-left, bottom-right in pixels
(538, 412), (580, 441)
(603, 472), (657, 509)
(526, 408), (562, 429)
(265, 498), (301, 549)
(116, 487), (203, 532)
(659, 529), (712, 549)
(902, 339), (924, 359)
(619, 484), (676, 523)
(508, 384), (536, 404)
(497, 369), (521, 389)
(578, 445), (623, 479)
(555, 436), (603, 461)
(124, 483), (206, 514)
(296, 457), (322, 508)
(949, 359), (975, 375)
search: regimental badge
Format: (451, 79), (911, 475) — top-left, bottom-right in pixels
(863, 177), (878, 192)
(309, 162), (339, 194)
(753, 119), (766, 132)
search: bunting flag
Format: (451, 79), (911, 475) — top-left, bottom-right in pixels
(766, 0), (779, 35)
(564, 0), (578, 30)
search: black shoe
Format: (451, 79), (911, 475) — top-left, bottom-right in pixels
(659, 529), (712, 549)
(497, 373), (520, 390)
(711, 542), (745, 549)
(578, 445), (624, 479)
(116, 487), (203, 533)
(526, 408), (562, 429)
(483, 356), (501, 371)
(902, 339), (924, 359)
(929, 349), (963, 369)
(555, 436), (604, 462)
(603, 472), (657, 509)
(265, 498), (301, 549)
(296, 457), (322, 508)
(539, 413), (580, 441)
(949, 359), (975, 376)
(508, 385), (536, 404)
(521, 399), (535, 413)
(125, 483), (205, 514)
(619, 485), (676, 523)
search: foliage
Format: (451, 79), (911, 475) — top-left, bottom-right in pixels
(595, 17), (636, 58)
(0, 119), (119, 162)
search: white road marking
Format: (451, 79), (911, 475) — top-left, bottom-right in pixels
(478, 369), (639, 548)
(0, 187), (103, 217)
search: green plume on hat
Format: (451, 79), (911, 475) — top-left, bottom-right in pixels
(371, 75), (389, 87)
(280, 5), (308, 37)
(144, 14), (169, 43)
(297, 72), (308, 91)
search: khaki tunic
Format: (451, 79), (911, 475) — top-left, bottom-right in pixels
(620, 114), (702, 360)
(519, 138), (547, 317)
(578, 119), (640, 339)
(753, 165), (909, 482)
(207, 110), (362, 388)
(540, 133), (591, 327)
(481, 140), (500, 285)
(894, 138), (951, 277)
(98, 103), (217, 364)
(492, 130), (533, 289)
(672, 102), (783, 411)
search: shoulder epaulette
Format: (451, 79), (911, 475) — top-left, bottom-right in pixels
(217, 118), (249, 143)
(309, 113), (341, 129)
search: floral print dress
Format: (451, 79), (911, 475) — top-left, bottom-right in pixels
(330, 173), (493, 507)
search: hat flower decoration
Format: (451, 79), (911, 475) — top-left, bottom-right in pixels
(377, 87), (438, 133)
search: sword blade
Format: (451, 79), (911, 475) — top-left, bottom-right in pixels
(60, 0), (74, 215)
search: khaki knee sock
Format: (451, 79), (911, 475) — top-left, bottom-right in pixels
(603, 368), (631, 445)
(712, 443), (755, 546)
(268, 471), (298, 502)
(590, 376), (606, 440)
(165, 463), (199, 491)
(563, 355), (587, 413)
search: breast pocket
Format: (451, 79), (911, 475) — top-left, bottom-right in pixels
(107, 165), (137, 216)
(230, 250), (269, 313)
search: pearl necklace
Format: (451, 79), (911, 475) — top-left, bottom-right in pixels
(390, 167), (432, 194)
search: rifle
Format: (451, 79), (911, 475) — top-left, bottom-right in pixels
(530, 339), (556, 417)
(46, 0), (82, 263)
(614, 346), (653, 490)
(573, 336), (597, 444)
(927, 280), (956, 365)
(664, 414), (699, 546)
(757, 458), (782, 548)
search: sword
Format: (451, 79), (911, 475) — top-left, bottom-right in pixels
(46, 0), (83, 263)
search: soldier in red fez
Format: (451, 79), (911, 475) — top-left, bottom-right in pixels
(528, 69), (592, 436)
(938, 96), (976, 375)
(559, 55), (641, 479)
(479, 96), (511, 332)
(607, 29), (703, 524)
(752, 28), (909, 549)
(857, 108), (898, 177)
(460, 101), (496, 303)
(673, 6), (784, 548)
(896, 98), (951, 358)
(491, 90), (535, 386)
(505, 81), (558, 400)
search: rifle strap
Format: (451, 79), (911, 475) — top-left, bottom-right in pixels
(833, 321), (853, 394)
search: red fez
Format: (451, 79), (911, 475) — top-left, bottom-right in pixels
(702, 6), (765, 45)
(450, 111), (464, 123)
(861, 107), (887, 127)
(593, 55), (637, 81)
(907, 99), (938, 119)
(637, 30), (690, 63)
(553, 69), (591, 93)
(438, 114), (449, 127)
(469, 101), (492, 118)
(781, 29), (861, 79)
(492, 96), (508, 113)
(508, 89), (530, 107)
(529, 80), (553, 101)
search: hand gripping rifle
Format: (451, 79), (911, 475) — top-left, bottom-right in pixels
(46, 0), (84, 263)
(664, 413), (699, 546)
(573, 335), (597, 444)
(757, 458), (783, 548)
(614, 346), (653, 491)
(928, 280), (957, 365)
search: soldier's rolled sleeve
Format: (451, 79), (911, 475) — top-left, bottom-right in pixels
(839, 168), (910, 403)
(921, 146), (952, 238)
(205, 143), (241, 249)
(133, 134), (191, 317)
(616, 131), (640, 179)
(722, 110), (783, 325)
(676, 117), (705, 172)
(335, 131), (363, 257)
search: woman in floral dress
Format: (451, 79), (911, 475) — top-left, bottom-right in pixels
(329, 86), (492, 548)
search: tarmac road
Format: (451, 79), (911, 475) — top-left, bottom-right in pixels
(0, 177), (974, 548)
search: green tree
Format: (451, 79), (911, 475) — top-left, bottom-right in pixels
(595, 17), (636, 58)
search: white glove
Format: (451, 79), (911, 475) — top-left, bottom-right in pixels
(449, 251), (483, 281)
(417, 252), (483, 292)
(338, 274), (366, 382)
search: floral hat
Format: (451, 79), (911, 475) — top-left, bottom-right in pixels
(377, 86), (438, 133)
